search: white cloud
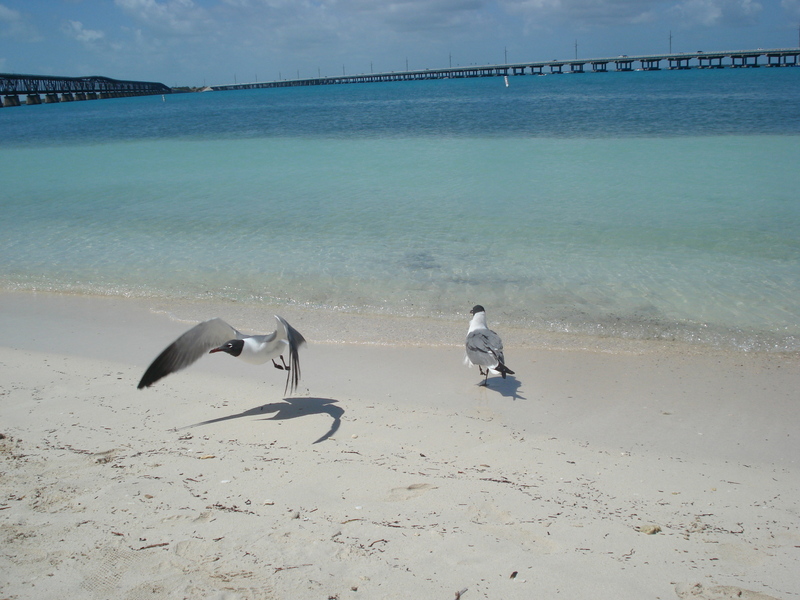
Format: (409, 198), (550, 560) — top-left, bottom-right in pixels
(672, 0), (762, 26)
(780, 0), (800, 18)
(0, 3), (22, 22)
(1, 2), (42, 41)
(114, 0), (214, 35)
(499, 0), (666, 26)
(499, 0), (769, 27)
(220, 0), (492, 35)
(63, 20), (106, 44)
(372, 0), (491, 31)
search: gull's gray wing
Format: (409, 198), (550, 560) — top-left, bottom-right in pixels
(465, 329), (505, 368)
(137, 318), (241, 389)
(275, 315), (307, 394)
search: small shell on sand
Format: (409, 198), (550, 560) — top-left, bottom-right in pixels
(638, 524), (662, 535)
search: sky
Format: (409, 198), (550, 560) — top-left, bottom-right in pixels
(1, 0), (799, 87)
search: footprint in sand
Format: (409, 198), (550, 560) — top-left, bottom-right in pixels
(91, 449), (117, 464)
(192, 510), (214, 523)
(386, 483), (436, 501)
(675, 583), (782, 600)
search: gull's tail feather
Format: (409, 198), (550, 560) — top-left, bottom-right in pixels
(495, 363), (515, 379)
(276, 315), (307, 395)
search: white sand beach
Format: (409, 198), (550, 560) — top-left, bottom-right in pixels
(1, 291), (798, 599)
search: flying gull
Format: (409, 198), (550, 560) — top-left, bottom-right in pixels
(138, 315), (306, 395)
(464, 305), (514, 386)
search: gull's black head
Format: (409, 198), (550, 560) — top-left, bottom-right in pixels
(209, 339), (244, 357)
(470, 305), (485, 316)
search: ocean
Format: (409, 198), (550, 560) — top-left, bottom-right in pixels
(1, 67), (799, 352)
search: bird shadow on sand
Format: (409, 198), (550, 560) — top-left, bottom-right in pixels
(481, 376), (525, 400)
(182, 397), (343, 444)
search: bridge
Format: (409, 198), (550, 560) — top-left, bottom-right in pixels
(212, 47), (799, 91)
(0, 74), (171, 107)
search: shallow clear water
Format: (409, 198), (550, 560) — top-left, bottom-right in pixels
(1, 68), (799, 351)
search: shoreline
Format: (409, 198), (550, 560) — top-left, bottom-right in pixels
(2, 288), (797, 358)
(2, 290), (799, 599)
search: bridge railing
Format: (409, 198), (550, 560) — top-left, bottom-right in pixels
(211, 47), (800, 92)
(1, 74), (171, 107)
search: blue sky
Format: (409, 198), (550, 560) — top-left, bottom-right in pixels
(1, 0), (798, 87)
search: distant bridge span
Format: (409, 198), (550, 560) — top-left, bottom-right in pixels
(211, 47), (799, 91)
(0, 74), (171, 107)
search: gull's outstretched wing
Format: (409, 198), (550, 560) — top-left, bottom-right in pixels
(138, 318), (240, 389)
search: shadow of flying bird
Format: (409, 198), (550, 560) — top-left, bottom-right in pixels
(182, 397), (343, 444)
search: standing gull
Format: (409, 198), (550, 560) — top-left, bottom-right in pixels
(464, 305), (514, 386)
(138, 315), (306, 395)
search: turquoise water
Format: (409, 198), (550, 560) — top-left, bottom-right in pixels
(1, 68), (799, 351)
